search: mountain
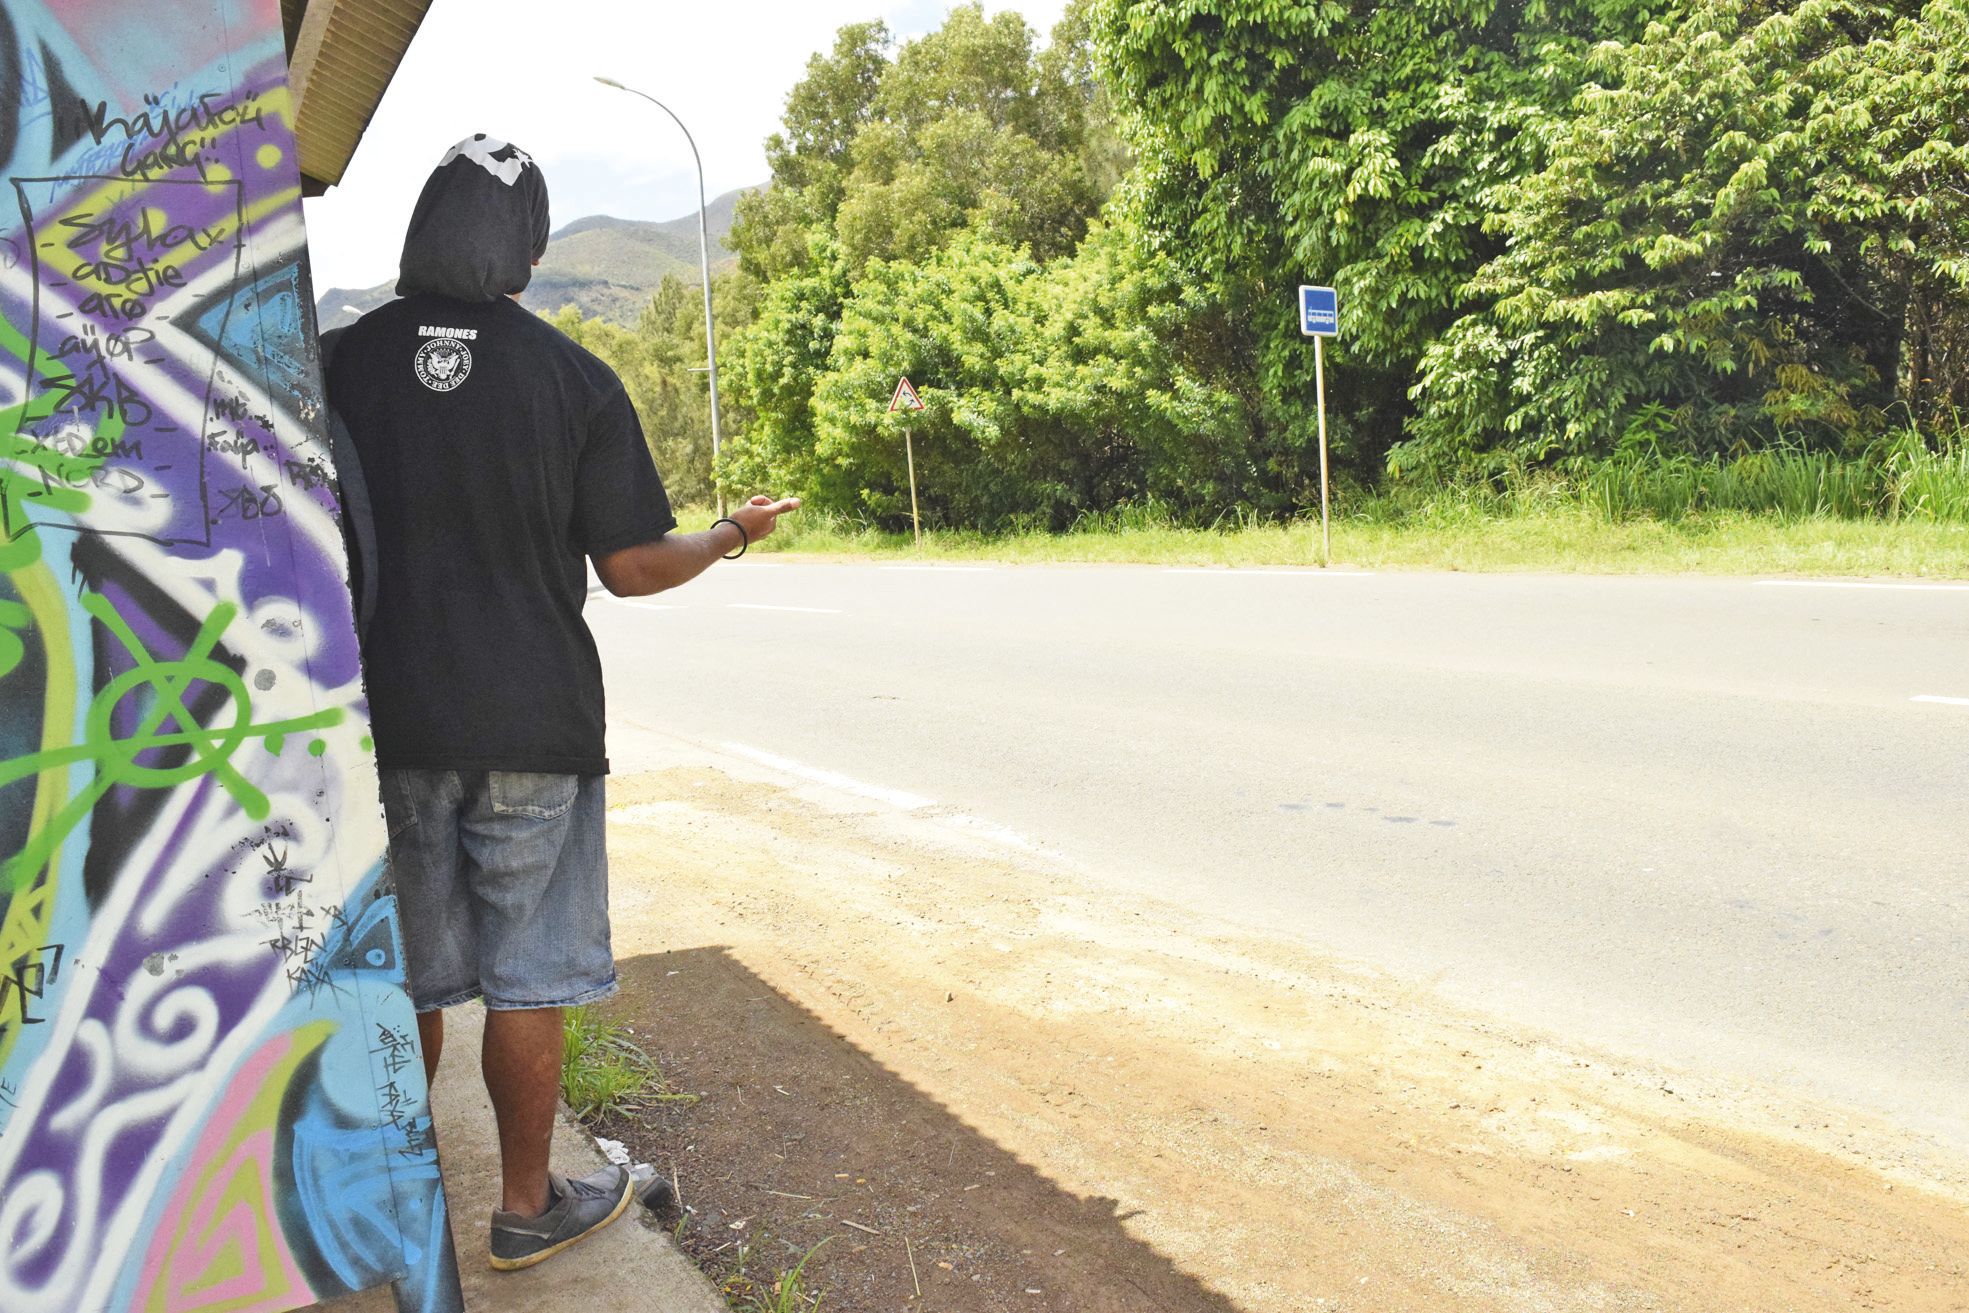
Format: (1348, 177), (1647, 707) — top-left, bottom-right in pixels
(315, 184), (756, 331)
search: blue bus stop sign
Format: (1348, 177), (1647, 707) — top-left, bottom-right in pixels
(1300, 284), (1338, 337)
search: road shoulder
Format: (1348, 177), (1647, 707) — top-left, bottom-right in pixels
(590, 755), (1969, 1313)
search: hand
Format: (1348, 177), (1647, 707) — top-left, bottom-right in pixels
(729, 494), (800, 546)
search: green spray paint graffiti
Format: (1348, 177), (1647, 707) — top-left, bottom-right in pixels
(0, 593), (344, 892)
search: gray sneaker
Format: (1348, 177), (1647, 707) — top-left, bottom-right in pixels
(489, 1166), (634, 1271)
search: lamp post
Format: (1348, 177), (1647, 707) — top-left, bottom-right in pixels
(594, 76), (725, 516)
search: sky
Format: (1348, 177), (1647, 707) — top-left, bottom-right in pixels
(302, 0), (1071, 294)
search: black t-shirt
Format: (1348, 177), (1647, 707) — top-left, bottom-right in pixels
(328, 293), (673, 774)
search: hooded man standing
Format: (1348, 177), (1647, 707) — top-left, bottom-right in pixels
(328, 135), (797, 1270)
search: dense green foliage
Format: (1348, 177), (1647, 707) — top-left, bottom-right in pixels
(553, 271), (758, 507)
(1408, 0), (1969, 471)
(731, 4), (1124, 277)
(555, 0), (1969, 532)
(722, 224), (1251, 528)
(1095, 0), (1661, 485)
(717, 2), (1247, 528)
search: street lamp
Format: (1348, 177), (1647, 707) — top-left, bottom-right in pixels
(594, 76), (725, 516)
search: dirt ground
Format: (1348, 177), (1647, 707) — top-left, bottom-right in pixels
(592, 762), (1969, 1313)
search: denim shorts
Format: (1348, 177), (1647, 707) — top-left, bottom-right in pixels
(379, 769), (615, 1013)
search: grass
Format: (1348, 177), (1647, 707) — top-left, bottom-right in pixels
(558, 1013), (825, 1309)
(680, 435), (1969, 577)
(680, 433), (1969, 577)
(725, 1237), (831, 1313)
(681, 502), (1969, 579)
(559, 1005), (697, 1119)
(677, 1224), (830, 1313)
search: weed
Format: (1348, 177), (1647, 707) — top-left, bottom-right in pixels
(560, 1006), (697, 1120)
(706, 1232), (831, 1313)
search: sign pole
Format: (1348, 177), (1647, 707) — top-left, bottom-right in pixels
(1315, 333), (1330, 567)
(889, 375), (927, 547)
(905, 425), (921, 547)
(1299, 284), (1338, 569)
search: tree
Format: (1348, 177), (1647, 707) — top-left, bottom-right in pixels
(1404, 0), (1969, 472)
(731, 2), (1121, 278)
(1092, 0), (1660, 486)
(552, 270), (759, 506)
(732, 21), (892, 280)
(718, 239), (853, 502)
(745, 220), (1245, 530)
(722, 1), (1159, 519)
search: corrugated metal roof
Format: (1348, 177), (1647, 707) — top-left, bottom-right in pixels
(287, 0), (435, 192)
(281, 0), (308, 59)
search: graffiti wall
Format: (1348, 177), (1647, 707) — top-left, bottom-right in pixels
(0, 2), (458, 1309)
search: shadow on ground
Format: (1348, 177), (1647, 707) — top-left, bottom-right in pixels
(590, 946), (1244, 1313)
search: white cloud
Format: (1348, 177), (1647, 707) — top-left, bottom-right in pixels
(301, 0), (1069, 294)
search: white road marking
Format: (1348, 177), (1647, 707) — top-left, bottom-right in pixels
(1755, 579), (1969, 593)
(719, 743), (933, 811)
(727, 603), (843, 614)
(941, 813), (1038, 850)
(1164, 568), (1373, 577)
(1912, 695), (1969, 706)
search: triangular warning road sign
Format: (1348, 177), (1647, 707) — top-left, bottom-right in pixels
(889, 376), (926, 412)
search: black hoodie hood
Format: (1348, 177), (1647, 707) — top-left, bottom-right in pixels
(395, 135), (550, 302)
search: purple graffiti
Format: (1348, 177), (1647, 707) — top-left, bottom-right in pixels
(0, 5), (458, 1311)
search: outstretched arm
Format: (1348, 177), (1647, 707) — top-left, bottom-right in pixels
(592, 495), (800, 597)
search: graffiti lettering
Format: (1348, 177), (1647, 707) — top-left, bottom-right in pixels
(284, 455), (331, 491)
(34, 424), (143, 461)
(0, 944), (65, 1025)
(207, 429), (263, 465)
(254, 896), (352, 1003)
(54, 323), (157, 366)
(217, 482), (282, 520)
(60, 208), (224, 260)
(373, 1023), (437, 1159)
(211, 391), (272, 425)
(76, 288), (148, 320)
(68, 250), (185, 297)
(82, 88), (268, 178)
(9, 170), (247, 546)
(27, 458), (146, 495)
(40, 364), (154, 426)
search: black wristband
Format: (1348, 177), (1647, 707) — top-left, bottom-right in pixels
(713, 516), (747, 559)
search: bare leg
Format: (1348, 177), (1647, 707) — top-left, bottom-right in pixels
(418, 1009), (444, 1088)
(483, 1006), (562, 1216)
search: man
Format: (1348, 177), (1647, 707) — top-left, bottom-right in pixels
(328, 135), (796, 1270)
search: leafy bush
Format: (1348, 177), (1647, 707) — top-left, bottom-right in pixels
(1405, 0), (1969, 471)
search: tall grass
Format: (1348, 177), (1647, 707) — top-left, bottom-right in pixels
(1882, 428), (1969, 522)
(1359, 427), (1969, 525)
(726, 431), (1969, 537)
(1574, 437), (1968, 522)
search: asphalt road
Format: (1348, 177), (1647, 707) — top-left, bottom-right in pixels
(588, 562), (1969, 1151)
